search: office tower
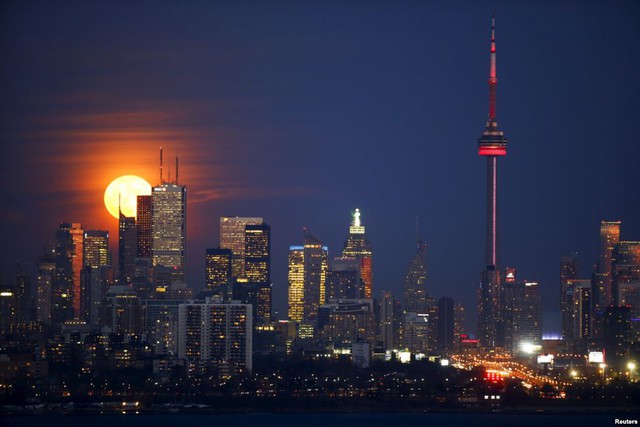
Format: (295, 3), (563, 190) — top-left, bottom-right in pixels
(82, 230), (110, 324)
(245, 223), (272, 322)
(205, 248), (233, 298)
(342, 209), (373, 299)
(136, 195), (152, 258)
(85, 265), (112, 328)
(36, 254), (55, 325)
(403, 240), (428, 313)
(403, 313), (431, 354)
(613, 241), (640, 341)
(178, 301), (252, 376)
(477, 17), (508, 351)
(52, 223), (76, 325)
(244, 223), (270, 283)
(119, 212), (137, 284)
(152, 153), (186, 285)
(84, 230), (110, 268)
(287, 230), (328, 324)
(63, 223), (84, 319)
(220, 216), (263, 279)
(326, 256), (360, 301)
(288, 247), (304, 322)
(502, 281), (542, 354)
(437, 297), (455, 354)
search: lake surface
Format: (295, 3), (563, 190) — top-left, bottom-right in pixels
(2, 412), (636, 427)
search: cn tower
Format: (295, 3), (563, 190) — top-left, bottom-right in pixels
(477, 16), (508, 351)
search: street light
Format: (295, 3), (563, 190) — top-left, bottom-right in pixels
(628, 362), (636, 381)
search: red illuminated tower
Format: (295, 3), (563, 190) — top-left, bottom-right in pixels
(477, 16), (508, 351)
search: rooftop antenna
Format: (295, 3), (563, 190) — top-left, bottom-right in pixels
(160, 147), (164, 185)
(175, 154), (179, 185)
(416, 216), (421, 249)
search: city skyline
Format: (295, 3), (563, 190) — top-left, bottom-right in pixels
(1, 2), (640, 335)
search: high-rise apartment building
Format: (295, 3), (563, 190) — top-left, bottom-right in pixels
(342, 209), (373, 299)
(36, 254), (55, 325)
(560, 253), (579, 348)
(220, 217), (263, 279)
(178, 300), (252, 376)
(502, 281), (542, 354)
(377, 290), (397, 351)
(592, 221), (621, 339)
(612, 241), (640, 341)
(288, 231), (328, 325)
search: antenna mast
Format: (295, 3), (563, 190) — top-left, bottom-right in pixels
(160, 147), (164, 185)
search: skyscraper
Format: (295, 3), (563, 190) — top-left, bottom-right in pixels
(437, 296), (455, 354)
(403, 240), (428, 314)
(220, 217), (263, 279)
(68, 223), (84, 319)
(152, 153), (186, 285)
(477, 17), (508, 351)
(205, 248), (233, 297)
(36, 254), (55, 325)
(84, 230), (110, 268)
(53, 223), (76, 325)
(342, 209), (373, 299)
(377, 290), (397, 351)
(287, 230), (328, 325)
(136, 195), (152, 259)
(560, 253), (579, 349)
(82, 230), (110, 324)
(244, 223), (272, 322)
(119, 211), (137, 284)
(592, 221), (621, 339)
(612, 241), (640, 341)
(502, 281), (542, 354)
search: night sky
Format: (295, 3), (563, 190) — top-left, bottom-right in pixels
(2, 1), (639, 335)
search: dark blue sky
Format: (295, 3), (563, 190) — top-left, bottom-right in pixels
(1, 1), (639, 335)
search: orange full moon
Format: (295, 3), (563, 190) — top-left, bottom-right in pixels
(104, 175), (152, 219)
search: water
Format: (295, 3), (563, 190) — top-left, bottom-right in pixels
(2, 412), (635, 427)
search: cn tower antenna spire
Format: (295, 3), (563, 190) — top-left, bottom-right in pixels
(489, 14), (497, 121)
